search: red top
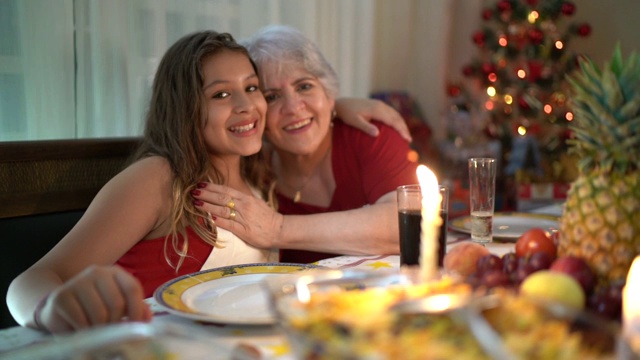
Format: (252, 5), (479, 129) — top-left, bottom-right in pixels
(116, 227), (213, 298)
(278, 120), (419, 263)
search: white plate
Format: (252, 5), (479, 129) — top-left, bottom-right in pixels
(154, 263), (321, 325)
(449, 212), (559, 240)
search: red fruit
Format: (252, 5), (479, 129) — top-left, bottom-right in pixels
(477, 254), (503, 275)
(481, 270), (511, 289)
(528, 252), (553, 271)
(515, 228), (557, 259)
(502, 252), (518, 274)
(550, 256), (596, 294)
(587, 283), (623, 320)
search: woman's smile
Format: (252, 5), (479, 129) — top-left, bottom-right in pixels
(283, 118), (312, 132)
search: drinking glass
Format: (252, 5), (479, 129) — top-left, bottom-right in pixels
(468, 158), (497, 243)
(397, 184), (449, 267)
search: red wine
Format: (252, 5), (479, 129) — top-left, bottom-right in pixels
(398, 210), (422, 265)
(398, 209), (448, 266)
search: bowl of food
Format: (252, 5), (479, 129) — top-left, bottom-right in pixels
(263, 268), (620, 360)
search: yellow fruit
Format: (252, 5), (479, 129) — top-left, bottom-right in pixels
(560, 45), (640, 286)
(519, 270), (585, 310)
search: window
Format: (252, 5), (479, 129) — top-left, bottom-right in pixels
(0, 0), (374, 141)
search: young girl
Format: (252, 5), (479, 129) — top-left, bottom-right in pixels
(7, 31), (275, 333)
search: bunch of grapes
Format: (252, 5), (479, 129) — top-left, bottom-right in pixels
(468, 228), (623, 321)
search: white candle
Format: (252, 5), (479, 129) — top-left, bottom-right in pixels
(416, 165), (442, 281)
(623, 255), (640, 352)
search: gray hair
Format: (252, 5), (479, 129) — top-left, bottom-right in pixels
(242, 25), (340, 98)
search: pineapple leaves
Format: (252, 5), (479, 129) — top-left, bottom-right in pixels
(617, 93), (640, 119)
(601, 66), (623, 109)
(609, 44), (624, 76)
(567, 44), (640, 175)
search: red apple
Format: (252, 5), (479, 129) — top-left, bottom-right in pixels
(515, 228), (557, 260)
(549, 256), (596, 294)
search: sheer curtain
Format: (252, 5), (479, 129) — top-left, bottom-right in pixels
(0, 0), (375, 141)
(0, 0), (74, 141)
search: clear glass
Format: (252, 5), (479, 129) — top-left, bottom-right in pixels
(468, 158), (496, 243)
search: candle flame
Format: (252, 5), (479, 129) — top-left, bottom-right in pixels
(623, 255), (640, 341)
(627, 256), (640, 286)
(416, 165), (438, 198)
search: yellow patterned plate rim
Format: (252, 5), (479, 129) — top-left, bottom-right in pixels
(449, 212), (559, 241)
(153, 262), (322, 325)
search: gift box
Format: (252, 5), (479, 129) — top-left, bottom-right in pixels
(517, 182), (569, 212)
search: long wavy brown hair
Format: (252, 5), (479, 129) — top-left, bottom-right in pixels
(131, 31), (268, 270)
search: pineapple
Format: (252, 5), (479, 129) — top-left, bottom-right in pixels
(558, 44), (640, 285)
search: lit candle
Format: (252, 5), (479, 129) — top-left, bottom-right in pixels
(623, 255), (640, 352)
(416, 165), (442, 281)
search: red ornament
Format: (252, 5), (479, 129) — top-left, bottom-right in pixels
(518, 96), (531, 110)
(447, 85), (461, 97)
(528, 28), (544, 45)
(497, 0), (512, 13)
(527, 61), (543, 83)
(472, 30), (486, 46)
(481, 62), (497, 75)
(561, 2), (576, 16)
(577, 23), (591, 37)
(482, 8), (493, 20)
(462, 65), (475, 77)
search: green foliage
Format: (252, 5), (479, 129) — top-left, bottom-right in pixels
(566, 44), (640, 174)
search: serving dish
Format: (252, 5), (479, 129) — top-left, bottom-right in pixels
(264, 268), (619, 359)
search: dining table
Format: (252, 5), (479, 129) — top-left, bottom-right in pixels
(0, 204), (564, 359)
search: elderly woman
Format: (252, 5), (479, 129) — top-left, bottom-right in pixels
(192, 25), (420, 263)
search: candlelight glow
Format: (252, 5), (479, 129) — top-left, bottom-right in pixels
(623, 256), (640, 347)
(417, 165), (438, 199)
(416, 165), (442, 281)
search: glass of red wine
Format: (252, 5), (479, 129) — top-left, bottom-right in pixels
(397, 184), (449, 267)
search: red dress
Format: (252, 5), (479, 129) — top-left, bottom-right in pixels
(278, 120), (419, 263)
(116, 227), (212, 298)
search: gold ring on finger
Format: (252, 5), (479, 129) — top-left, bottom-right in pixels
(226, 199), (235, 210)
(229, 208), (237, 221)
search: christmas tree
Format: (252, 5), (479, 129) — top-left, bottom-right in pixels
(446, 0), (592, 190)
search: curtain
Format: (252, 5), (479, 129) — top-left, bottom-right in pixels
(0, 0), (376, 141)
(0, 0), (74, 141)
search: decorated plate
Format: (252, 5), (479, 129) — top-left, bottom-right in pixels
(154, 263), (322, 325)
(449, 212), (559, 240)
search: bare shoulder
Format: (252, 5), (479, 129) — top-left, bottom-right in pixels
(89, 156), (174, 219)
(107, 156), (173, 192)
